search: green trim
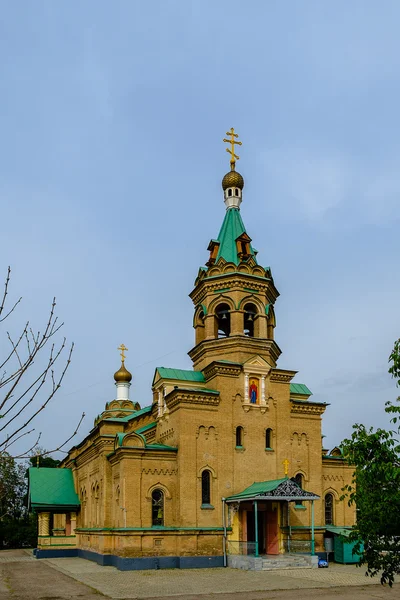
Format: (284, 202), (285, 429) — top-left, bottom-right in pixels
(213, 288), (230, 294)
(135, 422), (156, 434)
(200, 504), (215, 510)
(294, 505), (307, 510)
(265, 304), (270, 315)
(291, 399), (328, 406)
(38, 535), (76, 539)
(38, 543), (77, 547)
(205, 273), (269, 283)
(166, 386), (219, 396)
(145, 444), (178, 451)
(107, 405), (152, 423)
(76, 526), (228, 532)
(243, 288), (259, 294)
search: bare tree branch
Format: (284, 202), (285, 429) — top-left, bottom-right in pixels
(0, 268), (82, 457)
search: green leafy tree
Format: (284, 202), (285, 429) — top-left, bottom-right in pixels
(341, 338), (400, 586)
(0, 452), (37, 548)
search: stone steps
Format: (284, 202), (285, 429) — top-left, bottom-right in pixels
(227, 553), (318, 571)
(261, 555), (315, 570)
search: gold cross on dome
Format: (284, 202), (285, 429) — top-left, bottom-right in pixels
(118, 344), (128, 362)
(283, 458), (290, 477)
(223, 127), (242, 166)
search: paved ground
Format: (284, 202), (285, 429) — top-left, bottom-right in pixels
(0, 549), (398, 600)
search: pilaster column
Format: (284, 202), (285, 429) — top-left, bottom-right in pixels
(261, 376), (266, 405)
(70, 512), (77, 535)
(244, 374), (249, 402)
(230, 310), (244, 336)
(158, 390), (162, 417)
(256, 315), (268, 338)
(38, 511), (50, 536)
(204, 314), (216, 340)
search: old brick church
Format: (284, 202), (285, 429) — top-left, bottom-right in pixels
(29, 130), (354, 569)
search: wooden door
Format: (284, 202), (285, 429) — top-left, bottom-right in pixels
(266, 508), (279, 554)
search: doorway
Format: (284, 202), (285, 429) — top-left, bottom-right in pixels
(246, 509), (266, 554)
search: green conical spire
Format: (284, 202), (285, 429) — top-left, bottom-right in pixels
(214, 208), (257, 266)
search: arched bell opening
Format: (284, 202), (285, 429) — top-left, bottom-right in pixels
(243, 303), (258, 337)
(215, 303), (231, 338)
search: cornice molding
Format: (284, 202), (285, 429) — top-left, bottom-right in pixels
(203, 361), (242, 381)
(165, 389), (220, 411)
(190, 274), (279, 306)
(270, 368), (297, 383)
(188, 336), (282, 365)
(290, 400), (327, 416)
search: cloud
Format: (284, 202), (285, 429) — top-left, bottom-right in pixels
(260, 148), (400, 227)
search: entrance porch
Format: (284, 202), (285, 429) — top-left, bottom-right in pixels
(224, 477), (319, 569)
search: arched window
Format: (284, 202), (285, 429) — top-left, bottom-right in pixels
(152, 489), (164, 526)
(236, 426), (244, 447)
(201, 470), (211, 505)
(265, 428), (272, 449)
(235, 188), (239, 196)
(228, 189), (232, 197)
(244, 303), (257, 337)
(294, 473), (303, 488)
(216, 303), (230, 338)
(292, 473), (304, 507)
(325, 493), (334, 525)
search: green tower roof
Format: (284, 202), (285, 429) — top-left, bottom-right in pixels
(214, 208), (257, 266)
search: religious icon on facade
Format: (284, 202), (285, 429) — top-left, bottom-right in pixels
(249, 377), (259, 404)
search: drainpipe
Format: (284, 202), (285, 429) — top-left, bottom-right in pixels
(254, 500), (259, 557)
(287, 501), (291, 553)
(311, 500), (315, 555)
(222, 498), (227, 567)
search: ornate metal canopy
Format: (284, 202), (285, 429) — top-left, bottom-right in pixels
(225, 477), (320, 503)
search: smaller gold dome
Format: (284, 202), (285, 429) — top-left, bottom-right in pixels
(222, 167), (244, 191)
(114, 362), (132, 383)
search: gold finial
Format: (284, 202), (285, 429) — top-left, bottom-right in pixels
(118, 344), (128, 363)
(223, 127), (242, 169)
(283, 458), (290, 477)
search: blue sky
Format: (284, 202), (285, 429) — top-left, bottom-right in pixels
(1, 1), (399, 456)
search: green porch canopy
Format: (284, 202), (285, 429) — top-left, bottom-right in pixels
(28, 467), (80, 511)
(225, 477), (320, 503)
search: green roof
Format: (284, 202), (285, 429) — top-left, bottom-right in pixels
(215, 208), (257, 266)
(290, 383), (312, 396)
(154, 367), (205, 384)
(226, 478), (287, 501)
(29, 468), (80, 510)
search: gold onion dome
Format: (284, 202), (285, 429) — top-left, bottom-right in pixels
(222, 166), (244, 191)
(114, 362), (132, 383)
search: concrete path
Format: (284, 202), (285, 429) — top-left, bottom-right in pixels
(44, 554), (398, 599)
(0, 549), (398, 600)
(0, 549), (101, 599)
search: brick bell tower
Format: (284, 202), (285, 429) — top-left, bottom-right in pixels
(189, 128), (281, 372)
